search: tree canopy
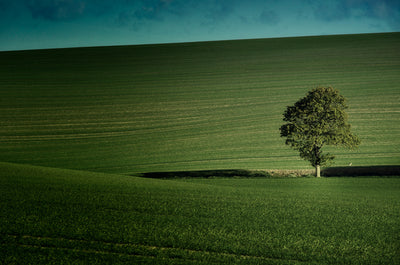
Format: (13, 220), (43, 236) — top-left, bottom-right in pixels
(280, 86), (360, 177)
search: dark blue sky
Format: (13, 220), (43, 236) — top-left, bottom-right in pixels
(1, 0), (399, 51)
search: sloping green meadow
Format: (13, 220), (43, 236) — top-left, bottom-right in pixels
(0, 33), (399, 173)
(1, 162), (399, 264)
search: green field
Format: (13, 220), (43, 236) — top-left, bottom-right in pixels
(1, 162), (399, 264)
(0, 33), (399, 173)
(1, 33), (400, 264)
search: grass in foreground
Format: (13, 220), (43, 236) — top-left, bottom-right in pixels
(1, 162), (399, 264)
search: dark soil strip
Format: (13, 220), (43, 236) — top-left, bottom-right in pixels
(139, 169), (273, 179)
(322, 165), (400, 177)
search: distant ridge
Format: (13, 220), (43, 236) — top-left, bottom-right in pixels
(1, 32), (398, 53)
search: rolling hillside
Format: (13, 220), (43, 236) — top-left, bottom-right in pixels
(0, 33), (399, 173)
(1, 162), (399, 264)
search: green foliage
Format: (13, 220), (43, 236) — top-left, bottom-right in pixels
(280, 87), (360, 168)
(1, 162), (400, 264)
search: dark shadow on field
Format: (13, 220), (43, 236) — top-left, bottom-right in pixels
(139, 169), (270, 179)
(136, 167), (400, 178)
(322, 166), (400, 177)
(137, 169), (313, 179)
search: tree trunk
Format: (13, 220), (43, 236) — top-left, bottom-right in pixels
(315, 165), (321, 178)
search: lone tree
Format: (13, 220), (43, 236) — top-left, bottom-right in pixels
(280, 86), (360, 177)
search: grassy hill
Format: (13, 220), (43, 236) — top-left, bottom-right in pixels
(0, 33), (399, 173)
(1, 162), (399, 264)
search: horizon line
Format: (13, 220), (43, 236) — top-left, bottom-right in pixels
(1, 31), (398, 53)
